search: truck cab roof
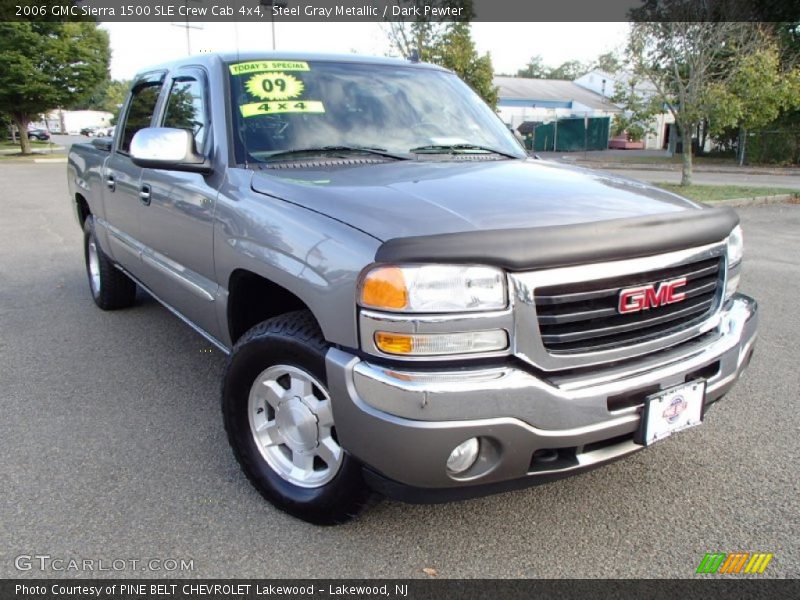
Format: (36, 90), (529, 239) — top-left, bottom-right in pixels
(133, 51), (446, 80)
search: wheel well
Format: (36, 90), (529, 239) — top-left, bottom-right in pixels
(227, 270), (313, 344)
(75, 193), (90, 225)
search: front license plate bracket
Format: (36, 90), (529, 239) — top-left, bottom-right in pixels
(635, 380), (706, 447)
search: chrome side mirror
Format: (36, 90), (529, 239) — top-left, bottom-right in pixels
(130, 128), (210, 172)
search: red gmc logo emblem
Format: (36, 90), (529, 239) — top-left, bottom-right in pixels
(617, 277), (687, 314)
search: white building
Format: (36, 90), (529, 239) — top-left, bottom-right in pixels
(494, 76), (621, 131)
(574, 70), (675, 151)
(41, 110), (114, 135)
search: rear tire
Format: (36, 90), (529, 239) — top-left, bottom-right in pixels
(222, 310), (373, 525)
(83, 216), (137, 310)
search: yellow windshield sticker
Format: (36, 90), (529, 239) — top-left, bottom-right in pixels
(240, 100), (325, 118)
(245, 72), (304, 101)
(229, 60), (310, 75)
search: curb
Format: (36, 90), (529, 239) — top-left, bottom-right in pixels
(710, 194), (799, 207)
(569, 162), (799, 176)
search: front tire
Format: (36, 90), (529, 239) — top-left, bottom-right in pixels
(83, 216), (137, 310)
(222, 311), (372, 525)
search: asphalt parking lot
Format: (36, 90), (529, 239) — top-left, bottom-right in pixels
(1, 162), (798, 579)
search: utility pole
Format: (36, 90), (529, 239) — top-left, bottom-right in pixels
(260, 0), (288, 50)
(172, 0), (204, 55)
(584, 112), (589, 159)
(553, 115), (558, 152)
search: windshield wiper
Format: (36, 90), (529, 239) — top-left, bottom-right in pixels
(263, 145), (409, 161)
(409, 143), (519, 159)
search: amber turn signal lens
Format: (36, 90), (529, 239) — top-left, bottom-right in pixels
(374, 330), (508, 356)
(360, 267), (408, 310)
(374, 332), (414, 354)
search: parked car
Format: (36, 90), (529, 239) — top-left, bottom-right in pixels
(27, 128), (51, 141)
(67, 53), (758, 525)
(80, 126), (99, 137)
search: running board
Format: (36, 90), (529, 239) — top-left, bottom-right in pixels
(113, 264), (231, 355)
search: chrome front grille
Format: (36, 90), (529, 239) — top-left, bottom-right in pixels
(534, 257), (724, 354)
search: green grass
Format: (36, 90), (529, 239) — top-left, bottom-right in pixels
(578, 154), (742, 166)
(653, 183), (799, 202)
(1, 140), (52, 149)
(0, 138), (64, 159)
(0, 149), (65, 161)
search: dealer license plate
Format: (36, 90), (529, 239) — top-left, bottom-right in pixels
(640, 380), (706, 446)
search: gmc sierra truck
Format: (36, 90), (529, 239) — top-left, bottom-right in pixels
(68, 53), (757, 524)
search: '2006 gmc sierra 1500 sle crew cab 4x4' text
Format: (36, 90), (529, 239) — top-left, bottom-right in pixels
(68, 53), (757, 524)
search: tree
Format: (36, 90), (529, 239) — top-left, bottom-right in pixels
(706, 46), (800, 165)
(0, 113), (12, 142)
(515, 53), (617, 81)
(104, 80), (132, 125)
(84, 79), (132, 117)
(626, 20), (762, 185)
(0, 22), (110, 154)
(514, 57), (588, 80)
(546, 60), (588, 81)
(429, 22), (498, 107)
(384, 1), (497, 107)
(610, 79), (663, 142)
(385, 0), (474, 61)
(385, 17), (442, 63)
(516, 56), (549, 79)
(769, 21), (800, 68)
(593, 51), (623, 74)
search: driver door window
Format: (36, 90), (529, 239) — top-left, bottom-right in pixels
(118, 79), (163, 153)
(162, 77), (207, 151)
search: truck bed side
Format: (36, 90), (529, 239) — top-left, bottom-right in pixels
(67, 141), (111, 228)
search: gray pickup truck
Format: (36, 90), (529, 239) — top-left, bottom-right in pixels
(68, 52), (757, 524)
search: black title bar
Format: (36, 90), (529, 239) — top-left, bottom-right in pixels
(2, 0), (797, 23)
(3, 579), (800, 600)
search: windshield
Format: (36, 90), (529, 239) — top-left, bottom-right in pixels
(227, 59), (526, 163)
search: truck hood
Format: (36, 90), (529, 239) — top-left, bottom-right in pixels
(250, 158), (701, 241)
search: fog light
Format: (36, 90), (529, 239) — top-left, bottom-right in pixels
(446, 437), (480, 474)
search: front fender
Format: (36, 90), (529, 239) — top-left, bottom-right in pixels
(213, 170), (381, 348)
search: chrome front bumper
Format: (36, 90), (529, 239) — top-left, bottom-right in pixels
(325, 294), (758, 495)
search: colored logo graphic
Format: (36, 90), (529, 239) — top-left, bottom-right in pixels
(662, 395), (688, 423)
(246, 72), (304, 101)
(696, 552), (773, 574)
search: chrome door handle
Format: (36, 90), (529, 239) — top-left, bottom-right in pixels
(105, 173), (116, 191)
(139, 184), (151, 205)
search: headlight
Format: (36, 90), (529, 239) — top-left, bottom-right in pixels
(359, 265), (507, 313)
(726, 225), (744, 267)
